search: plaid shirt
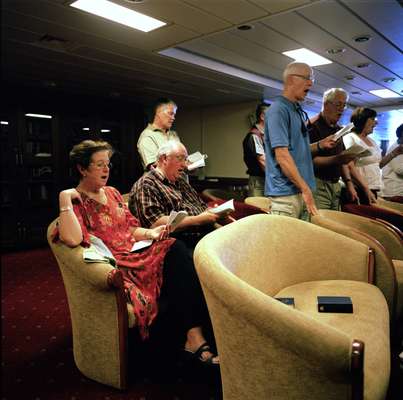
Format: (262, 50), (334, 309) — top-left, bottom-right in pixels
(129, 168), (207, 228)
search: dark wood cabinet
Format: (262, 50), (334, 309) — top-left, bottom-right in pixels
(0, 110), (58, 249)
(1, 86), (146, 250)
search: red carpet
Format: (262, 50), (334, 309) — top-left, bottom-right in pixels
(1, 248), (221, 400)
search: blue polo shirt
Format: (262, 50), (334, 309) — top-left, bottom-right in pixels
(264, 96), (315, 196)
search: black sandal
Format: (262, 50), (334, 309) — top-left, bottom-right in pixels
(184, 342), (219, 367)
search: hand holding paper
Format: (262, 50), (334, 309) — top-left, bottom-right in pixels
(167, 210), (188, 230)
(187, 151), (207, 171)
(332, 122), (354, 141)
(209, 199), (235, 216)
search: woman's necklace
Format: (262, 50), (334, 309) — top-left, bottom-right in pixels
(77, 186), (107, 205)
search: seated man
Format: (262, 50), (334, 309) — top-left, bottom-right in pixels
(129, 140), (222, 249)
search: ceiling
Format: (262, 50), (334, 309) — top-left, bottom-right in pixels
(2, 0), (403, 140)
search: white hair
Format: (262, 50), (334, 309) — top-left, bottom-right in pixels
(156, 140), (183, 160)
(322, 88), (349, 104)
(282, 61), (312, 82)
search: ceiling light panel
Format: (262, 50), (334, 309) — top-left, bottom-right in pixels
(70, 0), (166, 32)
(282, 48), (332, 67)
(370, 89), (400, 99)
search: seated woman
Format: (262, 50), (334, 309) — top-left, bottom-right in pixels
(55, 139), (218, 366)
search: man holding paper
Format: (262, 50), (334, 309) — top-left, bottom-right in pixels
(137, 98), (181, 170)
(309, 88), (360, 210)
(129, 141), (226, 249)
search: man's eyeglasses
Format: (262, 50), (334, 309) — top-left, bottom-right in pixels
(90, 161), (113, 169)
(329, 101), (347, 110)
(168, 155), (188, 162)
(290, 74), (315, 83)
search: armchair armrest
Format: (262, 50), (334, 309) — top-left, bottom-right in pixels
(50, 240), (117, 290)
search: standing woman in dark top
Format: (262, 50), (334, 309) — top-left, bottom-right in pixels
(242, 102), (270, 196)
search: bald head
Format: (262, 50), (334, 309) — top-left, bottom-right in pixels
(283, 62), (312, 82)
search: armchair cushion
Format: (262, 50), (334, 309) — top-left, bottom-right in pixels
(194, 215), (390, 400)
(276, 280), (390, 400)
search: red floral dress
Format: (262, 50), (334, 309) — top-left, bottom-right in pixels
(54, 186), (175, 339)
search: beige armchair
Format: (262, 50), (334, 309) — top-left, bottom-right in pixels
(244, 196), (272, 212)
(194, 215), (390, 400)
(312, 210), (402, 323)
(376, 198), (403, 215)
(47, 219), (135, 389)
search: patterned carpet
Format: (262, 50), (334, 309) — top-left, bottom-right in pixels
(1, 247), (221, 400)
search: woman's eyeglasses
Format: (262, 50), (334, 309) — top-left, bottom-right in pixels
(90, 161), (113, 169)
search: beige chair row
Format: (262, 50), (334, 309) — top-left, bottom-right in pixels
(312, 210), (403, 325)
(376, 197), (403, 215)
(194, 215), (390, 400)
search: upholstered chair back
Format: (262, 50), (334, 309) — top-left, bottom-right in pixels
(47, 219), (134, 389)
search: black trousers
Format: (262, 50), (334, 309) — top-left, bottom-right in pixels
(160, 239), (211, 337)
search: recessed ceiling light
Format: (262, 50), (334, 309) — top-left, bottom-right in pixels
(101, 129), (111, 133)
(1, 121), (9, 125)
(356, 62), (370, 68)
(282, 48), (332, 67)
(326, 47), (346, 55)
(382, 77), (396, 83)
(354, 35), (372, 43)
(25, 113), (52, 119)
(70, 0), (166, 32)
(82, 127), (90, 131)
(345, 75), (355, 80)
(370, 89), (400, 98)
(351, 91), (361, 95)
(237, 25), (253, 31)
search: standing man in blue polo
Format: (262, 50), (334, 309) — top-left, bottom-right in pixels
(265, 61), (334, 219)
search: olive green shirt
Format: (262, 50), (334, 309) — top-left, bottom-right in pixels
(137, 124), (180, 169)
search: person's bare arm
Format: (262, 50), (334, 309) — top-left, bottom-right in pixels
(257, 154), (266, 172)
(313, 153), (356, 168)
(349, 162), (377, 204)
(379, 144), (403, 169)
(341, 164), (359, 203)
(151, 211), (220, 231)
(274, 147), (318, 215)
(310, 136), (337, 157)
(58, 189), (83, 247)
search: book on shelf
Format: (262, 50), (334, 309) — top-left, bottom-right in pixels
(342, 133), (372, 158)
(332, 122), (354, 141)
(209, 199), (235, 215)
(187, 151), (207, 171)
